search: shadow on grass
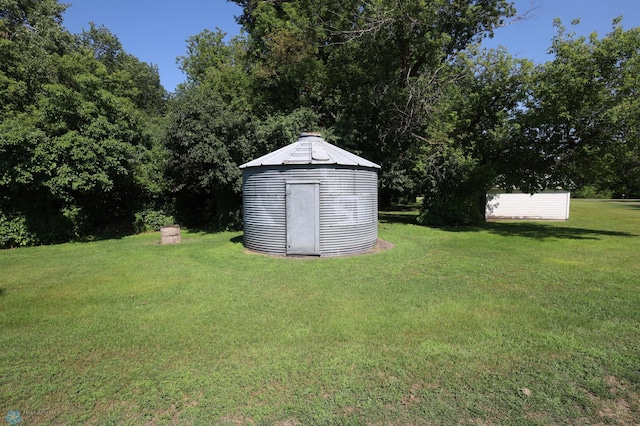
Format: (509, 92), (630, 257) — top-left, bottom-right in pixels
(378, 211), (419, 225)
(443, 222), (637, 240)
(77, 230), (128, 243)
(230, 235), (243, 244)
(175, 223), (244, 237)
(602, 199), (640, 210)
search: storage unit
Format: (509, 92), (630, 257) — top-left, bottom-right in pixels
(240, 133), (381, 257)
(486, 190), (571, 220)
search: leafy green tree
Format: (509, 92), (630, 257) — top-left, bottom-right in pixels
(1, 49), (147, 244)
(76, 23), (170, 227)
(169, 25), (322, 229)
(164, 85), (250, 229)
(171, 29), (252, 228)
(177, 28), (254, 112)
(1, 0), (71, 111)
(519, 18), (640, 197)
(230, 0), (517, 208)
(417, 47), (534, 225)
(1, 0), (74, 246)
(77, 23), (166, 114)
(1, 0), (168, 247)
(416, 16), (640, 227)
(165, 85), (320, 229)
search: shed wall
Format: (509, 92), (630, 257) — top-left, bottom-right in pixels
(486, 190), (571, 220)
(242, 165), (378, 256)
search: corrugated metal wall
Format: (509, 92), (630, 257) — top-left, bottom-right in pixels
(242, 165), (378, 256)
(486, 190), (571, 220)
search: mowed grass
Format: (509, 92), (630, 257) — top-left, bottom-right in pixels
(1, 199), (639, 425)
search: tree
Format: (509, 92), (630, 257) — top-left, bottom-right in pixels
(1, 0), (76, 246)
(1, 0), (71, 111)
(1, 0), (168, 247)
(76, 23), (166, 114)
(416, 47), (534, 225)
(76, 23), (171, 229)
(164, 85), (251, 229)
(518, 18), (640, 197)
(165, 86), (320, 229)
(418, 17), (640, 225)
(168, 25), (323, 229)
(229, 0), (518, 209)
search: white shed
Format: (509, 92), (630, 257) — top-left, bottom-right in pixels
(486, 190), (571, 220)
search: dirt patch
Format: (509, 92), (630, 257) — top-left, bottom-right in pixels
(584, 376), (640, 425)
(400, 383), (423, 407)
(520, 387), (532, 397)
(376, 239), (395, 251)
(273, 419), (302, 426)
(217, 414), (256, 425)
(341, 406), (357, 417)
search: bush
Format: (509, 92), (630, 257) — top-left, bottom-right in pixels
(0, 199), (82, 248)
(134, 209), (176, 233)
(416, 146), (489, 227)
(0, 212), (38, 248)
(572, 185), (613, 199)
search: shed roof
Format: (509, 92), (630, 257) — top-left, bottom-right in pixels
(239, 133), (381, 169)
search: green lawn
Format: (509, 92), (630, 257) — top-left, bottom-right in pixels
(1, 199), (639, 425)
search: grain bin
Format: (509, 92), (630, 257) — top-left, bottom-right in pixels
(240, 133), (381, 257)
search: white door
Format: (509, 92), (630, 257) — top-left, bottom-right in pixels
(286, 182), (320, 255)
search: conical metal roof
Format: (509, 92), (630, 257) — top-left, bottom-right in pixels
(239, 133), (381, 169)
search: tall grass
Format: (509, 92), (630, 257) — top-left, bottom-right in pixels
(1, 199), (638, 424)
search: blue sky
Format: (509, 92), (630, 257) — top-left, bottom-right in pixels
(63, 0), (243, 92)
(483, 0), (640, 63)
(62, 1), (640, 92)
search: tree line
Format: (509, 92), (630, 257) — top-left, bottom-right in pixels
(1, 0), (638, 248)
